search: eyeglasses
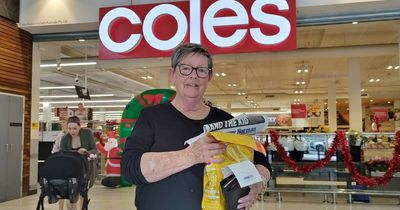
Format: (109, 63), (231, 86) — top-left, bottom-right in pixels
(177, 64), (211, 78)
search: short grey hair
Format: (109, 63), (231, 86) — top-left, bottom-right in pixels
(171, 43), (213, 70)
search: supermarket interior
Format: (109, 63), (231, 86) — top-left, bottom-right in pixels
(1, 0), (400, 209)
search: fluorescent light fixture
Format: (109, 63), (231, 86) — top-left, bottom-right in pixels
(40, 105), (127, 109)
(40, 86), (75, 90)
(40, 64), (57, 67)
(40, 62), (97, 68)
(61, 62), (97, 67)
(40, 94), (114, 99)
(95, 113), (122, 116)
(74, 105), (126, 108)
(40, 99), (131, 104)
(93, 111), (123, 114)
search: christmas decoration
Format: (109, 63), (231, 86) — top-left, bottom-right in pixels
(96, 131), (123, 187)
(269, 131), (400, 187)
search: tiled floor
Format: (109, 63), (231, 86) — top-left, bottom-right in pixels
(0, 184), (399, 210)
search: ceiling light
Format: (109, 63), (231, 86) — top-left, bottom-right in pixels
(40, 86), (75, 90)
(296, 82), (300, 85)
(297, 69), (302, 73)
(352, 21), (358, 24)
(40, 62), (97, 68)
(301, 81), (306, 85)
(360, 89), (365, 92)
(170, 85), (175, 89)
(221, 73), (227, 76)
(227, 84), (232, 87)
(369, 79), (374, 82)
(370, 99), (374, 102)
(304, 69), (308, 73)
(395, 65), (400, 70)
(40, 94), (114, 99)
(294, 90), (298, 94)
(40, 105), (127, 109)
(93, 111), (123, 114)
(375, 78), (380, 82)
(40, 64), (57, 67)
(387, 101), (391, 104)
(61, 62), (96, 67)
(147, 76), (153, 79)
(215, 73), (220, 77)
(141, 76), (147, 80)
(78, 39), (85, 42)
(386, 65), (393, 70)
(39, 99), (131, 104)
(74, 105), (126, 108)
(232, 84), (237, 87)
(299, 90), (303, 94)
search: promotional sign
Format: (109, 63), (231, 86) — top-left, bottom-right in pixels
(291, 103), (307, 118)
(54, 107), (73, 118)
(372, 108), (389, 122)
(99, 0), (296, 59)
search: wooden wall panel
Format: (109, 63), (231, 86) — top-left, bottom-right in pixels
(0, 16), (32, 196)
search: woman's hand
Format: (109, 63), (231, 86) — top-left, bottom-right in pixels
(186, 135), (226, 165)
(78, 148), (89, 155)
(237, 164), (269, 210)
(237, 181), (263, 210)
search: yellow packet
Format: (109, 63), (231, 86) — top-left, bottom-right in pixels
(201, 132), (266, 210)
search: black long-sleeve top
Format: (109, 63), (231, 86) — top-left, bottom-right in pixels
(121, 102), (270, 210)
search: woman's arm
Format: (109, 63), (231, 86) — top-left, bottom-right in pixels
(237, 155), (271, 210)
(139, 135), (226, 183)
(79, 129), (98, 154)
(86, 129), (98, 154)
(59, 135), (68, 151)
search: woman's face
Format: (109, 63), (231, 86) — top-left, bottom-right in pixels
(170, 53), (210, 101)
(68, 123), (81, 137)
(60, 119), (68, 132)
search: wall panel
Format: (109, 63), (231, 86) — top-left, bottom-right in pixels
(0, 16), (32, 196)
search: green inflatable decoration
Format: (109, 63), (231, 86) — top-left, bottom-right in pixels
(118, 89), (176, 186)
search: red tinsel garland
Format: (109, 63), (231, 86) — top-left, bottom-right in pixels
(269, 131), (340, 173)
(269, 130), (400, 187)
(338, 130), (400, 186)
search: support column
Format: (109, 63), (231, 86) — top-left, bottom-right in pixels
(226, 102), (232, 113)
(328, 81), (337, 132)
(98, 108), (106, 122)
(319, 100), (325, 126)
(29, 43), (41, 192)
(43, 102), (52, 130)
(159, 68), (169, 89)
(394, 99), (400, 132)
(348, 58), (363, 132)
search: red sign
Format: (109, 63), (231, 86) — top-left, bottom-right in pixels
(372, 108), (389, 122)
(99, 0), (296, 59)
(55, 107), (68, 118)
(291, 104), (307, 118)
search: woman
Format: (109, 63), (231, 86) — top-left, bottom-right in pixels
(74, 103), (88, 121)
(122, 43), (271, 210)
(60, 116), (97, 210)
(51, 117), (68, 210)
(51, 118), (68, 154)
(60, 116), (97, 155)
